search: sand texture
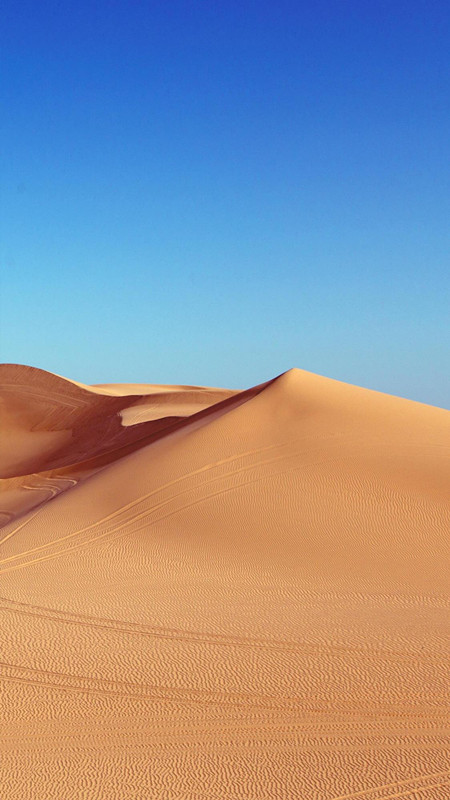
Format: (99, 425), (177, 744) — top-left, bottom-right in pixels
(1, 363), (449, 799)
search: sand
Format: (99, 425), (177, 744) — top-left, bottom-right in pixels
(0, 363), (449, 799)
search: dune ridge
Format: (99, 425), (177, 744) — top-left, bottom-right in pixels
(0, 364), (449, 799)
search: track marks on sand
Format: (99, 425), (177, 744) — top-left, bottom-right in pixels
(0, 440), (313, 572)
(0, 660), (313, 711)
(1, 660), (448, 726)
(1, 593), (445, 663)
(0, 441), (282, 551)
(330, 770), (450, 800)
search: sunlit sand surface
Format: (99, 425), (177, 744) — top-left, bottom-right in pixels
(1, 363), (449, 799)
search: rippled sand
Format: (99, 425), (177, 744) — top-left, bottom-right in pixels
(1, 363), (449, 799)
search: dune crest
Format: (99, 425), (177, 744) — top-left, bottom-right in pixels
(1, 364), (449, 799)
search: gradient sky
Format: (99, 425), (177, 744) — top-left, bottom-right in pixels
(1, 1), (449, 407)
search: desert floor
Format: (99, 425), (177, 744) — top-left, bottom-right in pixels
(0, 363), (449, 799)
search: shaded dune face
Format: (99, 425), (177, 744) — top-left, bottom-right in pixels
(0, 364), (236, 526)
(0, 364), (449, 799)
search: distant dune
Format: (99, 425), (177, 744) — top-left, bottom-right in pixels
(1, 363), (449, 799)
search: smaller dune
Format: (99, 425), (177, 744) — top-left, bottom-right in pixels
(0, 364), (234, 527)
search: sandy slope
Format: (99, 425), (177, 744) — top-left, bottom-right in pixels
(0, 365), (449, 799)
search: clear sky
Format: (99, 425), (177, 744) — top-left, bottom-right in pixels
(1, 1), (449, 407)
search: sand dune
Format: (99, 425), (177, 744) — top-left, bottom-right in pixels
(1, 364), (449, 799)
(0, 364), (234, 526)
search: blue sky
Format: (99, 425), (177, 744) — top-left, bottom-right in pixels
(1, 1), (449, 406)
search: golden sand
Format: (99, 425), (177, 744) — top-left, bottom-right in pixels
(1, 363), (449, 799)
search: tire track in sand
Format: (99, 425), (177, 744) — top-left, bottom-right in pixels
(1, 594), (442, 662)
(0, 441), (284, 556)
(329, 770), (449, 800)
(0, 443), (336, 574)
